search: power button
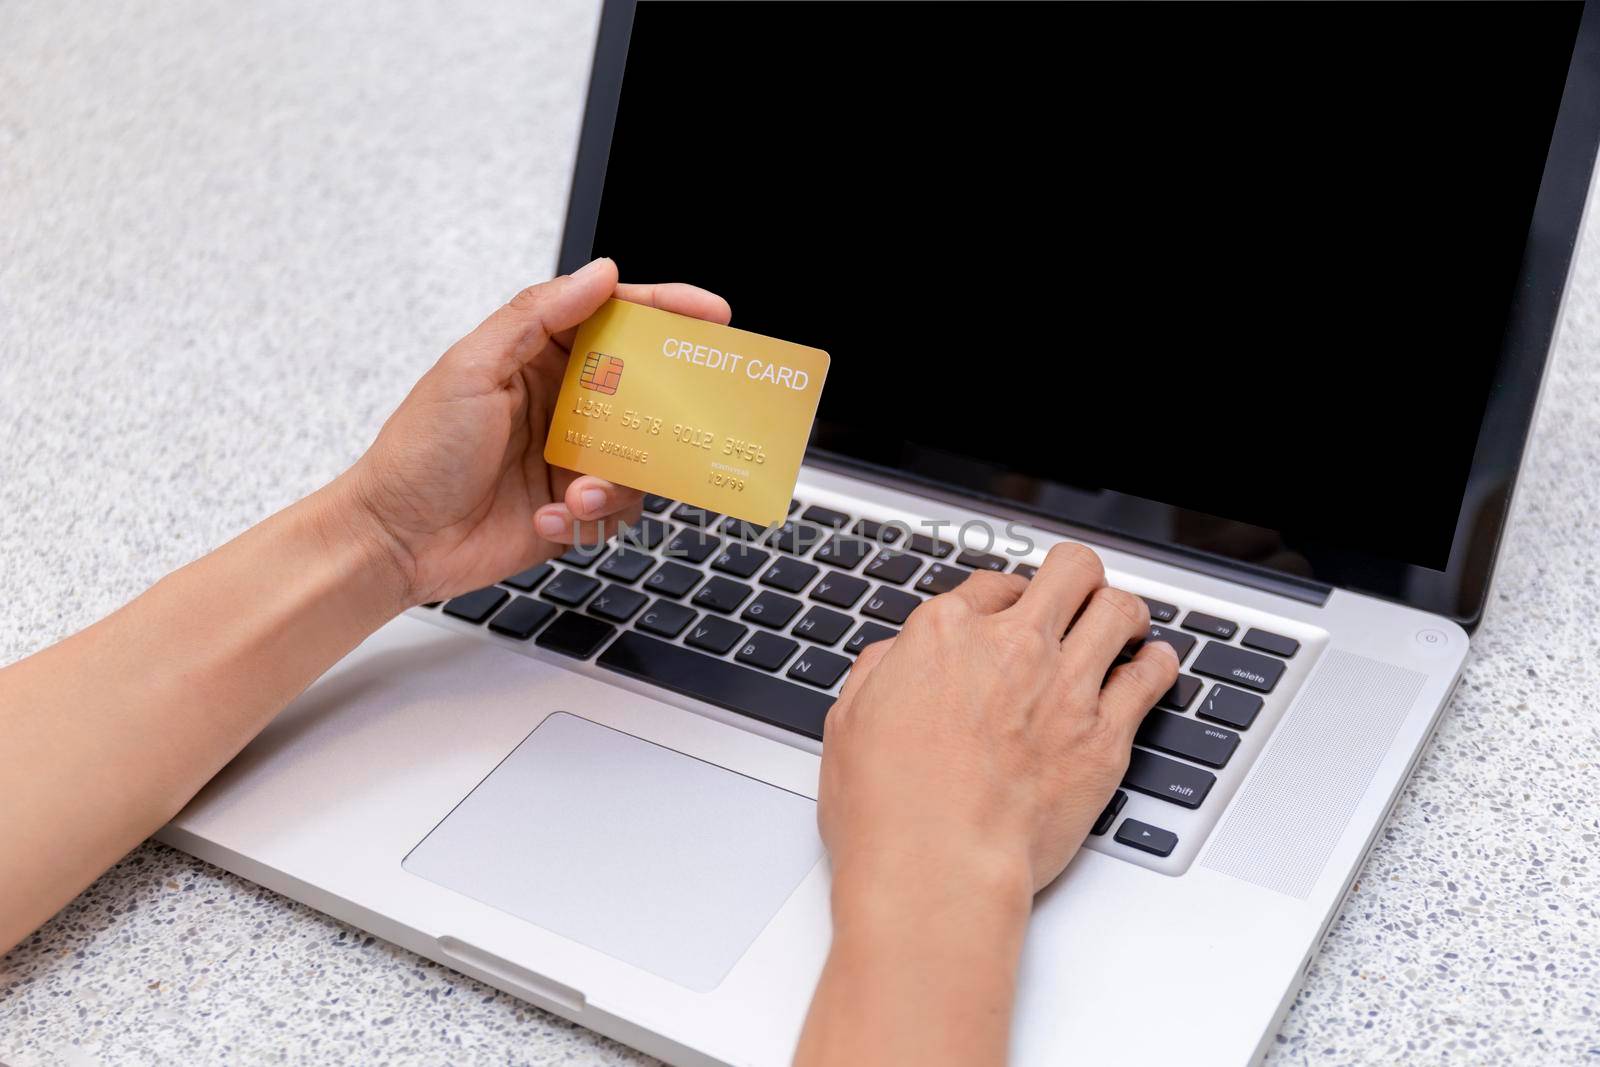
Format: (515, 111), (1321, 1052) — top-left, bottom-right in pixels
(1415, 628), (1449, 649)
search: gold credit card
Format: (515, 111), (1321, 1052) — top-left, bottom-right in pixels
(544, 299), (830, 526)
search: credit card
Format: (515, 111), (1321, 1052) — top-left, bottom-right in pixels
(544, 299), (830, 526)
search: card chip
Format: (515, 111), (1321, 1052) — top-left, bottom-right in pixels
(580, 351), (625, 394)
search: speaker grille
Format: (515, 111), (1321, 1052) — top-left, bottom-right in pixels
(1200, 649), (1428, 898)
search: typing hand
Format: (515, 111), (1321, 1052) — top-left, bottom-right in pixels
(796, 542), (1178, 1066)
(339, 259), (730, 605)
(819, 542), (1178, 900)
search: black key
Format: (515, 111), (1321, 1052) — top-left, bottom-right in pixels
(589, 584), (649, 623)
(852, 518), (903, 544)
(422, 602), (441, 608)
(1122, 748), (1216, 809)
(1135, 711), (1240, 768)
(812, 537), (864, 572)
(915, 563), (972, 595)
(767, 519), (829, 556)
(487, 596), (555, 639)
(1091, 790), (1128, 836)
(711, 543), (771, 579)
(955, 549), (1007, 571)
(788, 646), (852, 688)
(1196, 683), (1264, 729)
(1242, 627), (1300, 658)
(865, 549), (922, 585)
(617, 517), (670, 550)
(636, 599), (697, 638)
(597, 547), (655, 583)
(788, 498), (801, 514)
(815, 535), (873, 570)
(719, 516), (767, 541)
(642, 494), (673, 514)
(502, 563), (553, 592)
(684, 615), (749, 655)
(1115, 818), (1178, 857)
(906, 533), (955, 558)
(1156, 674), (1204, 711)
(845, 621), (899, 654)
(598, 631), (833, 739)
(742, 590), (803, 629)
(558, 543), (608, 568)
(1182, 610), (1237, 639)
(761, 558), (821, 593)
(862, 586), (922, 624)
(644, 560), (703, 598)
(800, 504), (850, 529)
(811, 573), (871, 609)
(1192, 641), (1286, 693)
(1012, 563), (1038, 579)
(541, 570), (602, 606)
(671, 503), (719, 527)
(792, 606), (853, 645)
(443, 586), (509, 623)
(1146, 624), (1197, 664)
(736, 631), (801, 671)
(692, 576), (754, 613)
(1141, 597), (1179, 623)
(535, 611), (616, 658)
(664, 528), (721, 564)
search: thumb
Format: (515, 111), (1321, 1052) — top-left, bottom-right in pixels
(1098, 638), (1179, 746)
(452, 257), (619, 380)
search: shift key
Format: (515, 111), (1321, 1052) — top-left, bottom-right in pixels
(1123, 748), (1215, 809)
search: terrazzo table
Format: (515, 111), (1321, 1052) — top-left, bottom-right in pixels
(3, 1), (1599, 1064)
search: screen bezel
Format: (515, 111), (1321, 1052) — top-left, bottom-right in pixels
(560, 0), (1600, 630)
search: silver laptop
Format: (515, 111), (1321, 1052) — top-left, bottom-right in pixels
(157, 3), (1600, 1064)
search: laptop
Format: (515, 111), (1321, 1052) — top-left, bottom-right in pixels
(158, 3), (1600, 1064)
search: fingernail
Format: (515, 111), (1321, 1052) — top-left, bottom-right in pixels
(580, 488), (607, 515)
(1150, 639), (1179, 660)
(571, 257), (612, 283)
(536, 512), (567, 537)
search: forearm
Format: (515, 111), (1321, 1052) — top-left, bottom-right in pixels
(0, 475), (406, 951)
(794, 855), (1033, 1066)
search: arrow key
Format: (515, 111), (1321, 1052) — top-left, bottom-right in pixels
(1115, 818), (1178, 857)
(1091, 789), (1128, 836)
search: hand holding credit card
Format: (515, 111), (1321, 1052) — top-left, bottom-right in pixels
(544, 299), (830, 526)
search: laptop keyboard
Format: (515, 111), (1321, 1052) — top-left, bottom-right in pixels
(423, 493), (1308, 869)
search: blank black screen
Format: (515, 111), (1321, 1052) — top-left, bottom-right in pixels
(591, 2), (1582, 572)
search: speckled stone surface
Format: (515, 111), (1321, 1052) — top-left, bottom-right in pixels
(2, 1), (1598, 1064)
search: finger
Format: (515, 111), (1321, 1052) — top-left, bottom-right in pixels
(553, 281), (733, 350)
(1007, 541), (1106, 635)
(1058, 587), (1150, 683)
(832, 636), (894, 711)
(455, 258), (620, 379)
(533, 503), (618, 547)
(1097, 640), (1180, 744)
(564, 475), (643, 522)
(614, 282), (732, 324)
(945, 570), (1029, 614)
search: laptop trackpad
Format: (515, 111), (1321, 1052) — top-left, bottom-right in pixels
(402, 712), (822, 992)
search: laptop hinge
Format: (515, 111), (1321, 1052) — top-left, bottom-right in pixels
(804, 452), (1332, 608)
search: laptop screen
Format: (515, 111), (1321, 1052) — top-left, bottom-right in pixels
(581, 1), (1589, 612)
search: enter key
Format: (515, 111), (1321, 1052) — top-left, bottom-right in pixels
(1135, 711), (1241, 769)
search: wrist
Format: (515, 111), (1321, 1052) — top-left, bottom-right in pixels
(306, 472), (419, 615)
(818, 842), (1032, 1057)
(829, 841), (1033, 946)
